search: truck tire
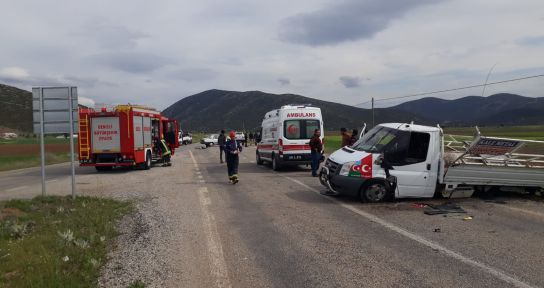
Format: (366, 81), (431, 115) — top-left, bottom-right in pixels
(256, 151), (263, 165)
(144, 151), (152, 170)
(360, 181), (389, 203)
(272, 154), (281, 171)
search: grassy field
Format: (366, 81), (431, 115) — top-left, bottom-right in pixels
(324, 135), (342, 154)
(0, 136), (71, 145)
(0, 136), (72, 171)
(0, 196), (132, 287)
(443, 125), (544, 141)
(0, 153), (72, 172)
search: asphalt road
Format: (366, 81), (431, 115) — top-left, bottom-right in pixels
(1, 144), (544, 287)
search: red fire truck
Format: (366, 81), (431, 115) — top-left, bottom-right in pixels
(78, 105), (179, 171)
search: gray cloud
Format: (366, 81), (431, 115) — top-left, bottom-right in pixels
(76, 20), (148, 50)
(339, 76), (363, 88)
(279, 0), (438, 46)
(517, 35), (544, 46)
(277, 78), (291, 85)
(0, 68), (117, 89)
(90, 52), (173, 73)
(170, 68), (218, 82)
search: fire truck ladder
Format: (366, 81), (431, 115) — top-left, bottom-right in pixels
(79, 114), (90, 159)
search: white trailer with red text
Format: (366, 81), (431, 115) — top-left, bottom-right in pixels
(256, 105), (323, 170)
(320, 123), (544, 202)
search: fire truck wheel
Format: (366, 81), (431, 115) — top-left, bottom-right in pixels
(256, 151), (263, 165)
(144, 151), (152, 170)
(272, 154), (281, 171)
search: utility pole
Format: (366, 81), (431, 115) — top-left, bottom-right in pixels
(371, 97), (375, 128)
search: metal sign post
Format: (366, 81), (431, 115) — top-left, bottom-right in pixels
(68, 88), (76, 199)
(32, 87), (79, 199)
(39, 88), (46, 197)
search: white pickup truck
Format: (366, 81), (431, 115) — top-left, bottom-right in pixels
(320, 123), (544, 202)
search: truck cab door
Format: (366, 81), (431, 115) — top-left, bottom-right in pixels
(163, 120), (179, 149)
(386, 132), (434, 198)
(170, 120), (179, 148)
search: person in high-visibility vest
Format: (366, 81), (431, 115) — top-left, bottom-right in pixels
(225, 131), (243, 184)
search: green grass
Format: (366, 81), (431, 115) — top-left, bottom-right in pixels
(324, 135), (341, 154)
(0, 153), (72, 172)
(0, 196), (133, 287)
(0, 136), (70, 145)
(443, 125), (544, 141)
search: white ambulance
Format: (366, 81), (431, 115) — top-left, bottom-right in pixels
(256, 104), (324, 170)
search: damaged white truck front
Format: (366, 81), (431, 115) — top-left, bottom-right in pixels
(319, 123), (544, 202)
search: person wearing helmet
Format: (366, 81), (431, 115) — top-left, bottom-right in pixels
(225, 130), (243, 184)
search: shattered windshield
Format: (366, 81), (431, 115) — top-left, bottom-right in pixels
(350, 126), (404, 153)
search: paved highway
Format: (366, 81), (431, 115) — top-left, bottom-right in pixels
(1, 144), (544, 287)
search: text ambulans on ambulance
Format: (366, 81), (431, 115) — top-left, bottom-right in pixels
(256, 105), (323, 170)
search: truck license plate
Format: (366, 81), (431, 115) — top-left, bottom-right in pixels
(288, 155), (302, 160)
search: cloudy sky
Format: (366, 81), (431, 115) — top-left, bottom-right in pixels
(0, 0), (543, 109)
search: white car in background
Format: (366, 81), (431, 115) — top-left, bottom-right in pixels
(180, 133), (193, 145)
(235, 132), (245, 143)
(200, 134), (219, 147)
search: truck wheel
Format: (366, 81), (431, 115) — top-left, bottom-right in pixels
(361, 181), (389, 203)
(144, 151), (152, 170)
(272, 155), (281, 171)
(256, 151), (263, 165)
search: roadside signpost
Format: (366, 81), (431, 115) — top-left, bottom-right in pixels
(32, 87), (78, 199)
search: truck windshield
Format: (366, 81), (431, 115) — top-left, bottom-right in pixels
(351, 126), (404, 153)
(284, 120), (320, 139)
(351, 125), (431, 166)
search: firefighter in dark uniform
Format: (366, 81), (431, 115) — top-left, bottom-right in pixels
(225, 131), (243, 184)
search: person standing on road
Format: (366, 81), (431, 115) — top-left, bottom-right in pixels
(244, 132), (248, 147)
(249, 132), (254, 146)
(350, 129), (359, 146)
(341, 127), (351, 147)
(309, 129), (323, 177)
(225, 131), (243, 184)
(218, 130), (227, 163)
(255, 131), (261, 145)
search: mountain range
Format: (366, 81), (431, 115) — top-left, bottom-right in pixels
(1, 83), (543, 133)
(0, 84), (32, 133)
(392, 93), (544, 126)
(162, 89), (422, 132)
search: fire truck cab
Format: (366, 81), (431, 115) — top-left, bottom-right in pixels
(256, 104), (323, 170)
(78, 105), (179, 171)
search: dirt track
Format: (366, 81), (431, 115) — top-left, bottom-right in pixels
(0, 144), (70, 156)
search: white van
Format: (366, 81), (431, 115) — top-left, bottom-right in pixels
(256, 105), (324, 170)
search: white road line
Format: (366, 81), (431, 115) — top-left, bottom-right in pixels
(189, 150), (199, 169)
(5, 185), (29, 192)
(283, 176), (536, 288)
(190, 150), (231, 288)
(46, 179), (58, 183)
(198, 175), (204, 179)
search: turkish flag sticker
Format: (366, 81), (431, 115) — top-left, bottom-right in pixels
(360, 154), (373, 178)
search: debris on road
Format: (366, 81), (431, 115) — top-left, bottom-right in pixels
(463, 216), (473, 221)
(423, 203), (466, 215)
